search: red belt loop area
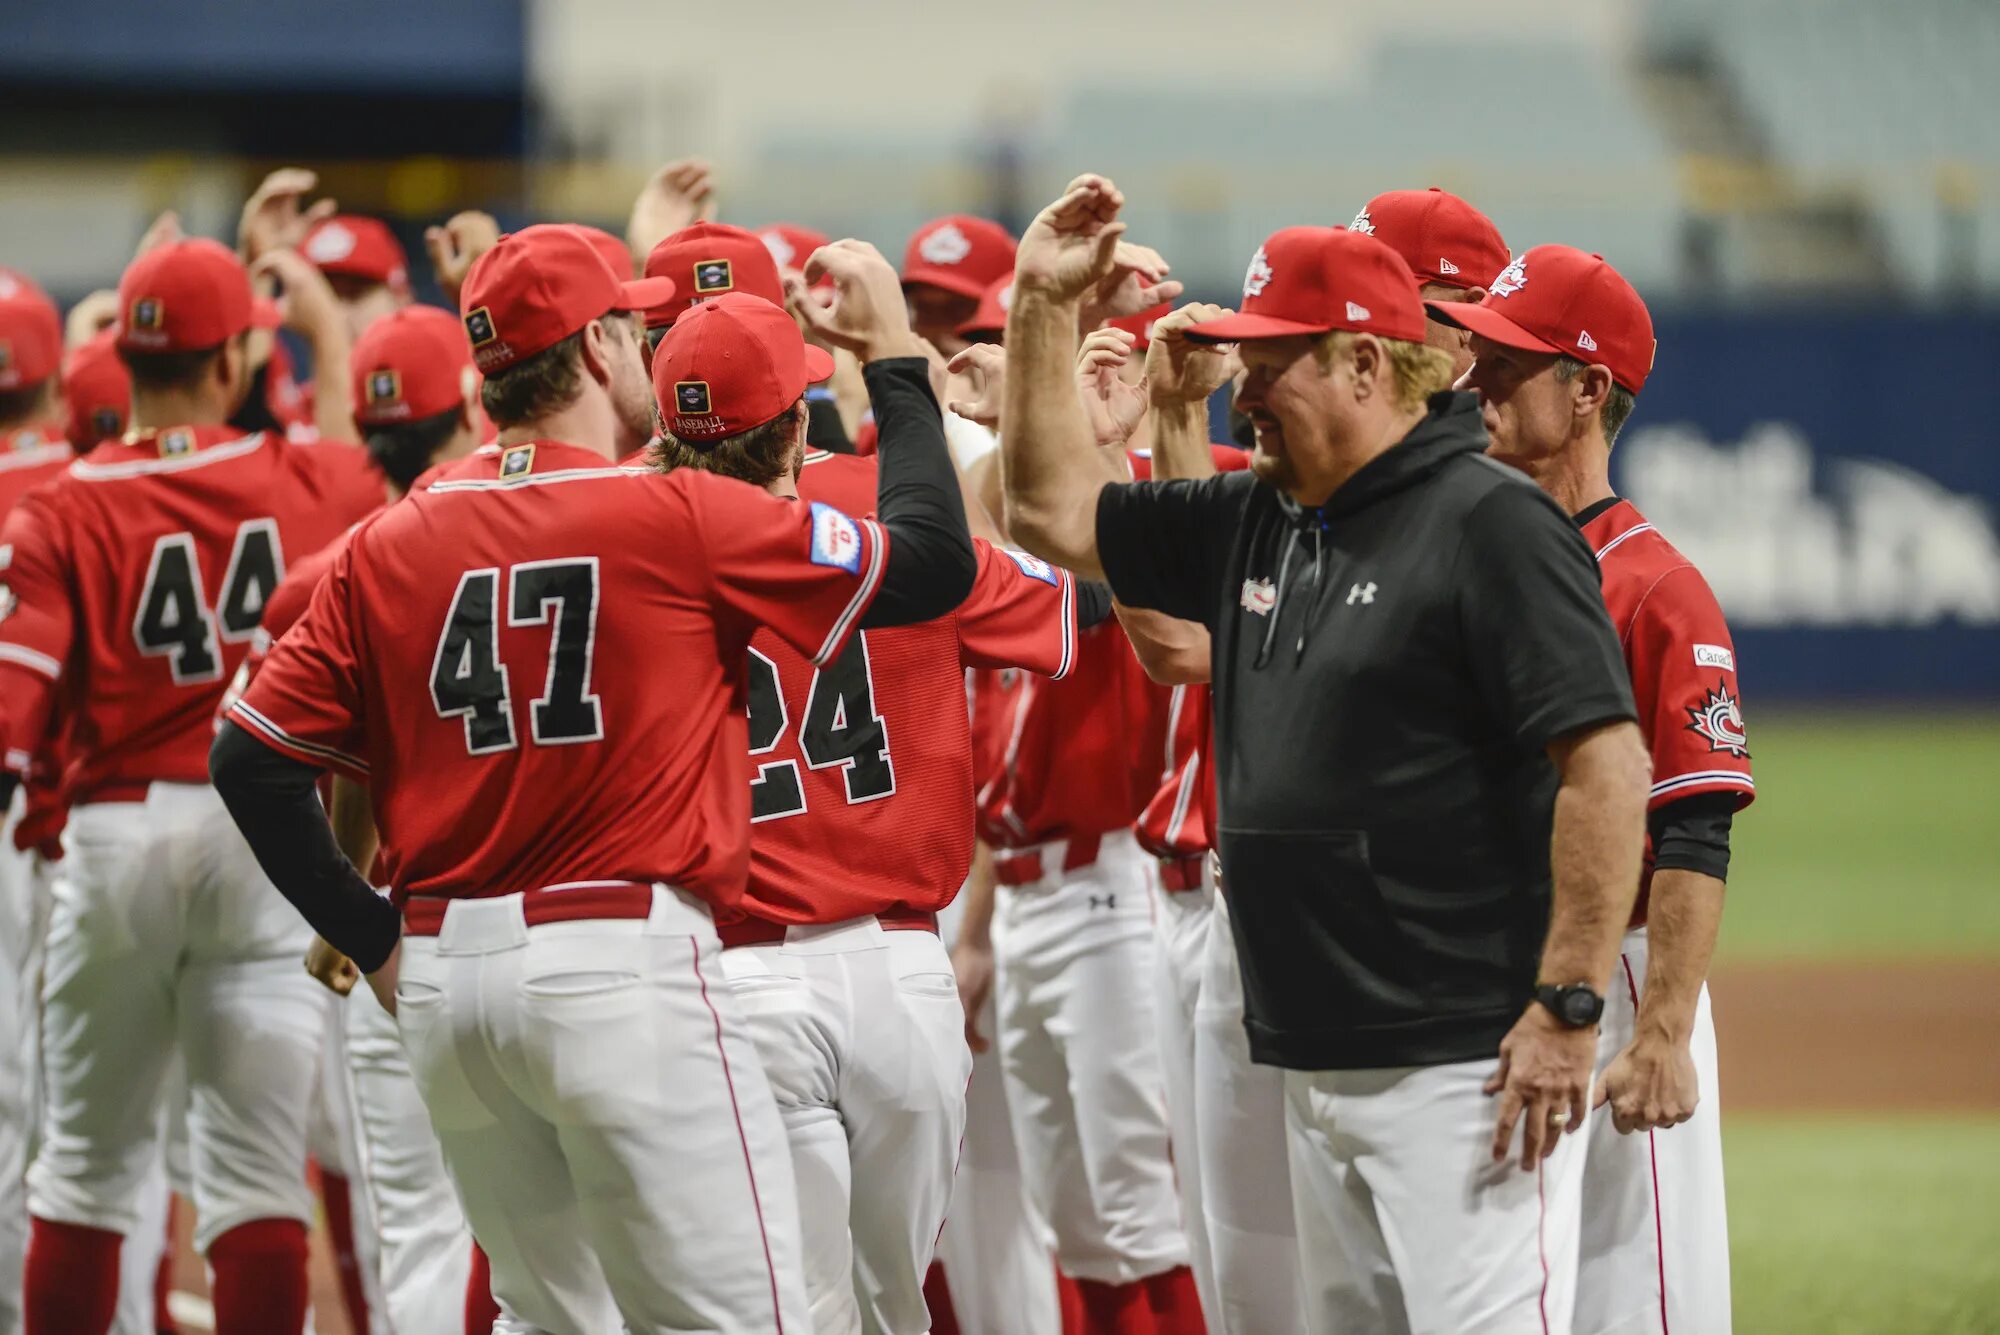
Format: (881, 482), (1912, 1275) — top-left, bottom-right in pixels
(401, 880), (657, 938)
(1157, 855), (1207, 893)
(993, 832), (1105, 888)
(718, 905), (939, 950)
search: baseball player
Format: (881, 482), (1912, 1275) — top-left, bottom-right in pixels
(1441, 246), (1754, 1333)
(230, 303), (489, 1335)
(209, 225), (980, 1332)
(641, 221), (788, 349)
(61, 329), (133, 450)
(651, 277), (1098, 1333)
(301, 213), (414, 345)
(902, 215), (1017, 360)
(0, 237), (386, 1335)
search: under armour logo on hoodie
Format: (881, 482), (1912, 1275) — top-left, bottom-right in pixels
(1347, 582), (1377, 606)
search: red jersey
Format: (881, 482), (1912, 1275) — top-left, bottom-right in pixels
(742, 449), (1079, 925)
(0, 428), (73, 515)
(972, 619), (1172, 850)
(0, 426), (383, 800)
(232, 440), (888, 913)
(1581, 499), (1755, 915)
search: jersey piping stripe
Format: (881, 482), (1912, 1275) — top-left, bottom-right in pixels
(1651, 770), (1755, 798)
(0, 642), (62, 679)
(425, 465), (637, 494)
(1163, 746), (1200, 847)
(228, 700), (372, 776)
(809, 516), (886, 667)
(1053, 571), (1077, 680)
(1161, 685), (1187, 774)
(1593, 522), (1657, 562)
(800, 449), (834, 468)
(0, 442), (73, 472)
(69, 432), (268, 481)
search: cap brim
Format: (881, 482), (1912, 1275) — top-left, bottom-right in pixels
(615, 276), (679, 313)
(1424, 301), (1559, 355)
(1181, 313), (1333, 344)
(956, 316), (1005, 338)
(803, 344), (835, 385)
(249, 297), (284, 331)
(901, 270), (990, 301)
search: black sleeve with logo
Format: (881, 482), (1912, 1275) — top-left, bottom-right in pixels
(1452, 480), (1637, 747)
(1095, 470), (1255, 626)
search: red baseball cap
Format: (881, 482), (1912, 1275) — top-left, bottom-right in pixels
(1351, 188), (1509, 291)
(901, 215), (1016, 299)
(0, 268), (61, 391)
(352, 305), (475, 426)
(303, 215), (410, 291)
(116, 239), (282, 354)
(62, 329), (132, 445)
(566, 224), (635, 280)
(1108, 301), (1174, 352)
(758, 223), (832, 287)
(957, 276), (1013, 339)
(458, 224), (676, 374)
(651, 291), (834, 442)
(1427, 245), (1656, 393)
(642, 223), (787, 330)
(1184, 227), (1427, 345)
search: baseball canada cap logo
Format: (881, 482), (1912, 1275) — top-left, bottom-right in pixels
(760, 230), (795, 267)
(693, 259), (734, 294)
(131, 297), (165, 331)
(1491, 255), (1528, 298)
(919, 224), (972, 266)
(1350, 208), (1376, 236)
(1243, 247), (1274, 299)
(306, 222), (357, 264)
(463, 307), (497, 346)
(676, 380), (712, 414)
(366, 369), (401, 404)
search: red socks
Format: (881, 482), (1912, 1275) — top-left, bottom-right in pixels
(24, 1217), (122, 1335)
(465, 1242), (501, 1334)
(207, 1218), (308, 1334)
(318, 1173), (371, 1334)
(1143, 1265), (1207, 1335)
(1074, 1278), (1156, 1335)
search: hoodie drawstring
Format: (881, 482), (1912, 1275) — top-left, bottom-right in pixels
(1253, 529), (1300, 669)
(1297, 518), (1333, 664)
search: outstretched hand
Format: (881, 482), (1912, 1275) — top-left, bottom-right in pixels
(1080, 241), (1185, 331)
(424, 211), (501, 308)
(1076, 327), (1149, 447)
(945, 344), (1007, 428)
(1013, 174), (1129, 304)
(627, 158), (717, 265)
(239, 168), (336, 262)
(789, 240), (923, 363)
(1146, 303), (1240, 407)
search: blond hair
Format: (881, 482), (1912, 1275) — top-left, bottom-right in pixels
(1315, 331), (1455, 413)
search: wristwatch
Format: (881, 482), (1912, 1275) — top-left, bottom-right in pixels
(1534, 983), (1605, 1028)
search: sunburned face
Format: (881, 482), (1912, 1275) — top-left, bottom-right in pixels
(1233, 335), (1339, 502)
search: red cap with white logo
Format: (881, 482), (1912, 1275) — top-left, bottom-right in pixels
(651, 292), (835, 443)
(1426, 244), (1656, 393)
(957, 276), (1014, 339)
(565, 224), (635, 280)
(1350, 187), (1509, 291)
(1107, 301), (1174, 351)
(0, 268), (61, 391)
(759, 223), (833, 289)
(642, 223), (787, 330)
(901, 215), (1016, 299)
(303, 215), (411, 291)
(62, 329), (132, 445)
(352, 305), (475, 426)
(1184, 227), (1427, 345)
(458, 224), (676, 374)
(117, 239), (283, 353)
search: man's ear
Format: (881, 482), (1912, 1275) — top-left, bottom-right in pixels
(1571, 362), (1617, 426)
(1348, 334), (1386, 402)
(578, 318), (616, 385)
(1457, 285), (1488, 305)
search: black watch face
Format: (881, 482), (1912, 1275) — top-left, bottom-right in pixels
(1561, 988), (1603, 1026)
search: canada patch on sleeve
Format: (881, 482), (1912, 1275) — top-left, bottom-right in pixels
(809, 501), (864, 575)
(999, 548), (1059, 586)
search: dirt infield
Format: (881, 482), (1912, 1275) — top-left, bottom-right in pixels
(1711, 958), (2000, 1112)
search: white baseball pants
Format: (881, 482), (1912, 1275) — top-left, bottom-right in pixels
(1148, 869), (1220, 1321)
(1194, 889), (1305, 1334)
(347, 975), (475, 1335)
(0, 790), (52, 1335)
(393, 885), (810, 1335)
(1286, 1056), (1589, 1335)
(1576, 926), (1731, 1335)
(721, 918), (971, 1335)
(29, 783), (329, 1255)
(993, 831), (1189, 1284)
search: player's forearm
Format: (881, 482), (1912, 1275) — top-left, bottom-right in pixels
(1148, 401), (1216, 482)
(956, 840), (999, 950)
(0, 663), (59, 783)
(1538, 720), (1650, 991)
(861, 357), (976, 627)
(209, 722), (401, 973)
(1115, 603), (1211, 685)
(311, 336), (358, 444)
(999, 289), (1121, 579)
(1634, 868), (1725, 1043)
(329, 773), (380, 878)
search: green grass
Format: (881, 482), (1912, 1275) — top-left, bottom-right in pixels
(1717, 711), (2000, 961)
(1728, 1115), (2000, 1333)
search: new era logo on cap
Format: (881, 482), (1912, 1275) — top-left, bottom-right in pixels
(131, 298), (164, 331)
(1346, 301), (1371, 321)
(1577, 329), (1598, 352)
(676, 381), (712, 414)
(464, 307), (497, 346)
(918, 224), (972, 266)
(366, 369), (401, 404)
(1438, 257), (1460, 276)
(693, 259), (733, 294)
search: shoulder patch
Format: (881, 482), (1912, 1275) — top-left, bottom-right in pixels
(809, 500), (864, 575)
(999, 548), (1059, 586)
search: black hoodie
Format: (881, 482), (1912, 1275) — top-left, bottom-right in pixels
(1098, 391), (1635, 1070)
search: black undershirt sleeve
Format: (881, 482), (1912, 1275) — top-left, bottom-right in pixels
(1649, 791), (1737, 882)
(1075, 580), (1114, 629)
(805, 393), (853, 454)
(859, 358), (976, 628)
(1094, 471), (1254, 626)
(209, 721), (402, 973)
